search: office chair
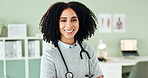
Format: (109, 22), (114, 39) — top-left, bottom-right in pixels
(128, 61), (148, 78)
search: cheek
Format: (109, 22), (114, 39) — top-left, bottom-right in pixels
(59, 23), (64, 29)
(59, 24), (64, 34)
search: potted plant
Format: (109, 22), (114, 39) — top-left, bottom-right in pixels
(0, 24), (4, 36)
(0, 19), (7, 37)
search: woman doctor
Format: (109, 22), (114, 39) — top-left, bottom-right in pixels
(40, 1), (104, 78)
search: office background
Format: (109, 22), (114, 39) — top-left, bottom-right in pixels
(1, 0), (148, 57)
(0, 0), (148, 56)
(0, 0), (148, 78)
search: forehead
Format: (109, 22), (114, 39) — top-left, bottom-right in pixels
(60, 8), (77, 17)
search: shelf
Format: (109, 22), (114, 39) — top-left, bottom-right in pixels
(28, 57), (41, 60)
(27, 37), (43, 40)
(0, 58), (4, 60)
(0, 37), (26, 40)
(0, 37), (43, 78)
(5, 57), (26, 61)
(0, 37), (43, 40)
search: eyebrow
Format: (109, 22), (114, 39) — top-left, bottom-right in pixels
(60, 16), (78, 19)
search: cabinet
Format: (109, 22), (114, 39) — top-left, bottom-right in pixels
(0, 37), (43, 78)
(0, 60), (4, 78)
(100, 63), (122, 78)
(99, 56), (148, 78)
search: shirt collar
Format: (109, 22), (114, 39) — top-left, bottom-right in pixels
(58, 40), (77, 48)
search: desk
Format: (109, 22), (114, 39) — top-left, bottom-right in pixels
(99, 56), (148, 78)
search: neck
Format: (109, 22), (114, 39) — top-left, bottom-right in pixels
(60, 38), (75, 45)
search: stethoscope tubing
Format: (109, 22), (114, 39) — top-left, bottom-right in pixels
(57, 42), (93, 78)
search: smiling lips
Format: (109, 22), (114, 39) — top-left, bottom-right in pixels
(64, 29), (74, 33)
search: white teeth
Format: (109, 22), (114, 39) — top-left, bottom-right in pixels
(65, 30), (73, 32)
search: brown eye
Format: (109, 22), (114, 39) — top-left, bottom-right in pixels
(72, 19), (77, 22)
(61, 20), (67, 22)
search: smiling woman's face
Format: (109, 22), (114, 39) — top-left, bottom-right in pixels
(59, 8), (79, 44)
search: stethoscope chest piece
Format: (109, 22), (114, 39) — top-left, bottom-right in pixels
(65, 71), (74, 78)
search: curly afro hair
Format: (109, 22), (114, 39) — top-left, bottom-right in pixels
(40, 1), (97, 47)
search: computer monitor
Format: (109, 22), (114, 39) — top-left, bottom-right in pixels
(120, 39), (139, 56)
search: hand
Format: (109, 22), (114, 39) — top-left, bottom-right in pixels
(96, 75), (104, 78)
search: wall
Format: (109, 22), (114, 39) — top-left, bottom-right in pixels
(0, 0), (148, 56)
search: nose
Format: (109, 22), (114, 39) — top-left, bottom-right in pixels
(66, 21), (72, 28)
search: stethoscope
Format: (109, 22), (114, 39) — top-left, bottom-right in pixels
(57, 42), (94, 78)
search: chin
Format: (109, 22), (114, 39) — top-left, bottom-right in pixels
(65, 36), (75, 39)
